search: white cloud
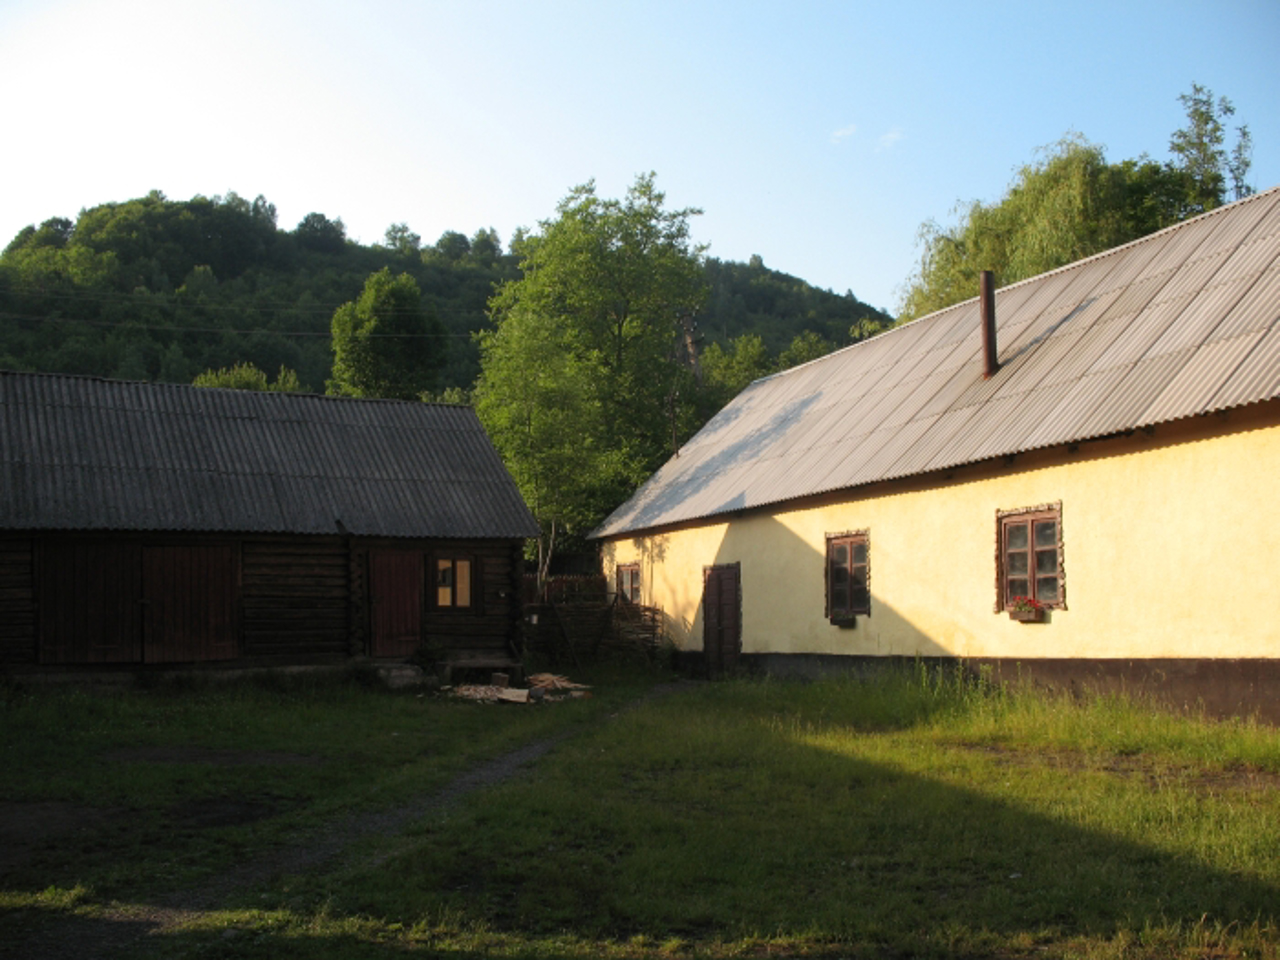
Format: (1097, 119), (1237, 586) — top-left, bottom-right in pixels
(830, 124), (858, 144)
(876, 127), (905, 151)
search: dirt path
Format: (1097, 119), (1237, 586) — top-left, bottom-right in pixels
(11, 681), (693, 960)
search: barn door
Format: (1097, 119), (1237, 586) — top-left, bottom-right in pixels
(38, 540), (142, 664)
(142, 544), (239, 663)
(702, 563), (741, 677)
(369, 549), (423, 657)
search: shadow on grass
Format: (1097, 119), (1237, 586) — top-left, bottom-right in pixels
(6, 681), (1278, 958)
(353, 698), (1280, 953)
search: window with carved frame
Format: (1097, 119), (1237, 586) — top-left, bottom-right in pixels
(826, 531), (869, 624)
(996, 504), (1064, 611)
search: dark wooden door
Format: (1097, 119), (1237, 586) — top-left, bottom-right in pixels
(702, 563), (741, 677)
(38, 540), (142, 664)
(370, 549), (423, 657)
(143, 544), (240, 663)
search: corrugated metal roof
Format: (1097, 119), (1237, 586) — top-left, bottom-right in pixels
(0, 373), (540, 539)
(594, 186), (1280, 539)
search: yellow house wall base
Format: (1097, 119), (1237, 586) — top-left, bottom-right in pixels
(602, 402), (1280, 673)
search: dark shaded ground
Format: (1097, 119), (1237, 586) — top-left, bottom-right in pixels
(6, 681), (693, 960)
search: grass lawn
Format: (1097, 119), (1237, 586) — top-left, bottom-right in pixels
(3, 663), (1279, 959)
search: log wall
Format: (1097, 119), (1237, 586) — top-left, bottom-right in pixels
(242, 537), (350, 660)
(0, 532), (528, 668)
(0, 538), (35, 664)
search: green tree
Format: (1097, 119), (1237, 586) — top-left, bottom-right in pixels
(295, 212), (346, 254)
(776, 331), (836, 371)
(193, 361), (302, 392)
(475, 173), (707, 577)
(701, 333), (771, 396)
(850, 315), (890, 343)
(899, 87), (1255, 321)
(383, 223), (421, 256)
(475, 306), (603, 582)
(1169, 83), (1253, 208)
(469, 228), (502, 265)
(430, 230), (471, 261)
(328, 268), (444, 400)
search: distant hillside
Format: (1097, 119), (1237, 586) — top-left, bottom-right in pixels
(701, 255), (890, 355)
(0, 191), (891, 394)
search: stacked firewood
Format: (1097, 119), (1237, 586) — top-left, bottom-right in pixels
(448, 673), (591, 704)
(528, 673), (591, 691)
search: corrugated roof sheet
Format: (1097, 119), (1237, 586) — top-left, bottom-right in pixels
(594, 186), (1280, 539)
(0, 374), (540, 539)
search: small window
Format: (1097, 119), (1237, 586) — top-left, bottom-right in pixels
(997, 504), (1063, 611)
(616, 563), (641, 603)
(434, 556), (473, 609)
(826, 531), (869, 624)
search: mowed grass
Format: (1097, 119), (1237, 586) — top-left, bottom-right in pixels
(5, 664), (1280, 959)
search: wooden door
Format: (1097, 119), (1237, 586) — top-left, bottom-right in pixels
(142, 544), (240, 663)
(702, 563), (741, 677)
(38, 540), (142, 664)
(370, 549), (423, 657)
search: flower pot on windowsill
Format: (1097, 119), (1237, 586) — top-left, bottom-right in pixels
(1008, 607), (1045, 623)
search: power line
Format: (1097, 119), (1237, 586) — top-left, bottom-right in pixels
(0, 311), (479, 339)
(0, 280), (495, 323)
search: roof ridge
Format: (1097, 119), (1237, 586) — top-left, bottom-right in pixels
(0, 368), (471, 409)
(757, 185), (1280, 387)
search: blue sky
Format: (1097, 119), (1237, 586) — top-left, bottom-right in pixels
(2, 0), (1276, 314)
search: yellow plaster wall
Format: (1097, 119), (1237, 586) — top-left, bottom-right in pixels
(601, 406), (1280, 660)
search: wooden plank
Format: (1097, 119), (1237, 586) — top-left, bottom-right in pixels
(243, 637), (348, 649)
(242, 583), (349, 598)
(241, 557), (346, 570)
(142, 543), (239, 663)
(38, 539), (142, 664)
(243, 598), (347, 612)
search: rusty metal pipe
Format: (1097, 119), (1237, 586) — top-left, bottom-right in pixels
(980, 270), (998, 378)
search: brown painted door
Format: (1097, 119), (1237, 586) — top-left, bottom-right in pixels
(143, 544), (240, 663)
(702, 563), (741, 676)
(370, 549), (423, 657)
(38, 540), (142, 664)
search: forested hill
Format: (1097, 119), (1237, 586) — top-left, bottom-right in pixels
(0, 191), (891, 395)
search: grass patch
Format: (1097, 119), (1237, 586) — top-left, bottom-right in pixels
(4, 663), (1279, 959)
(0, 661), (656, 950)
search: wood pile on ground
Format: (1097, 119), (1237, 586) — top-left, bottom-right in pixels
(523, 599), (666, 663)
(446, 673), (591, 704)
(528, 672), (591, 691)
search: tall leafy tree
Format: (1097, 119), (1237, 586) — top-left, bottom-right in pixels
(295, 212), (346, 254)
(382, 222), (421, 257)
(699, 330), (766, 392)
(899, 86), (1255, 321)
(475, 173), (707, 578)
(1169, 83), (1253, 208)
(328, 268), (444, 400)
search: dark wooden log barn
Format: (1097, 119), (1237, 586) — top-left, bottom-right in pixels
(0, 372), (539, 672)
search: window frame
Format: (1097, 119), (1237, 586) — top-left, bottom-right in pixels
(995, 503), (1065, 612)
(431, 553), (479, 613)
(616, 562), (641, 604)
(825, 530), (870, 626)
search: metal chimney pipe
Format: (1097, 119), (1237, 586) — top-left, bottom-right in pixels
(980, 270), (998, 378)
